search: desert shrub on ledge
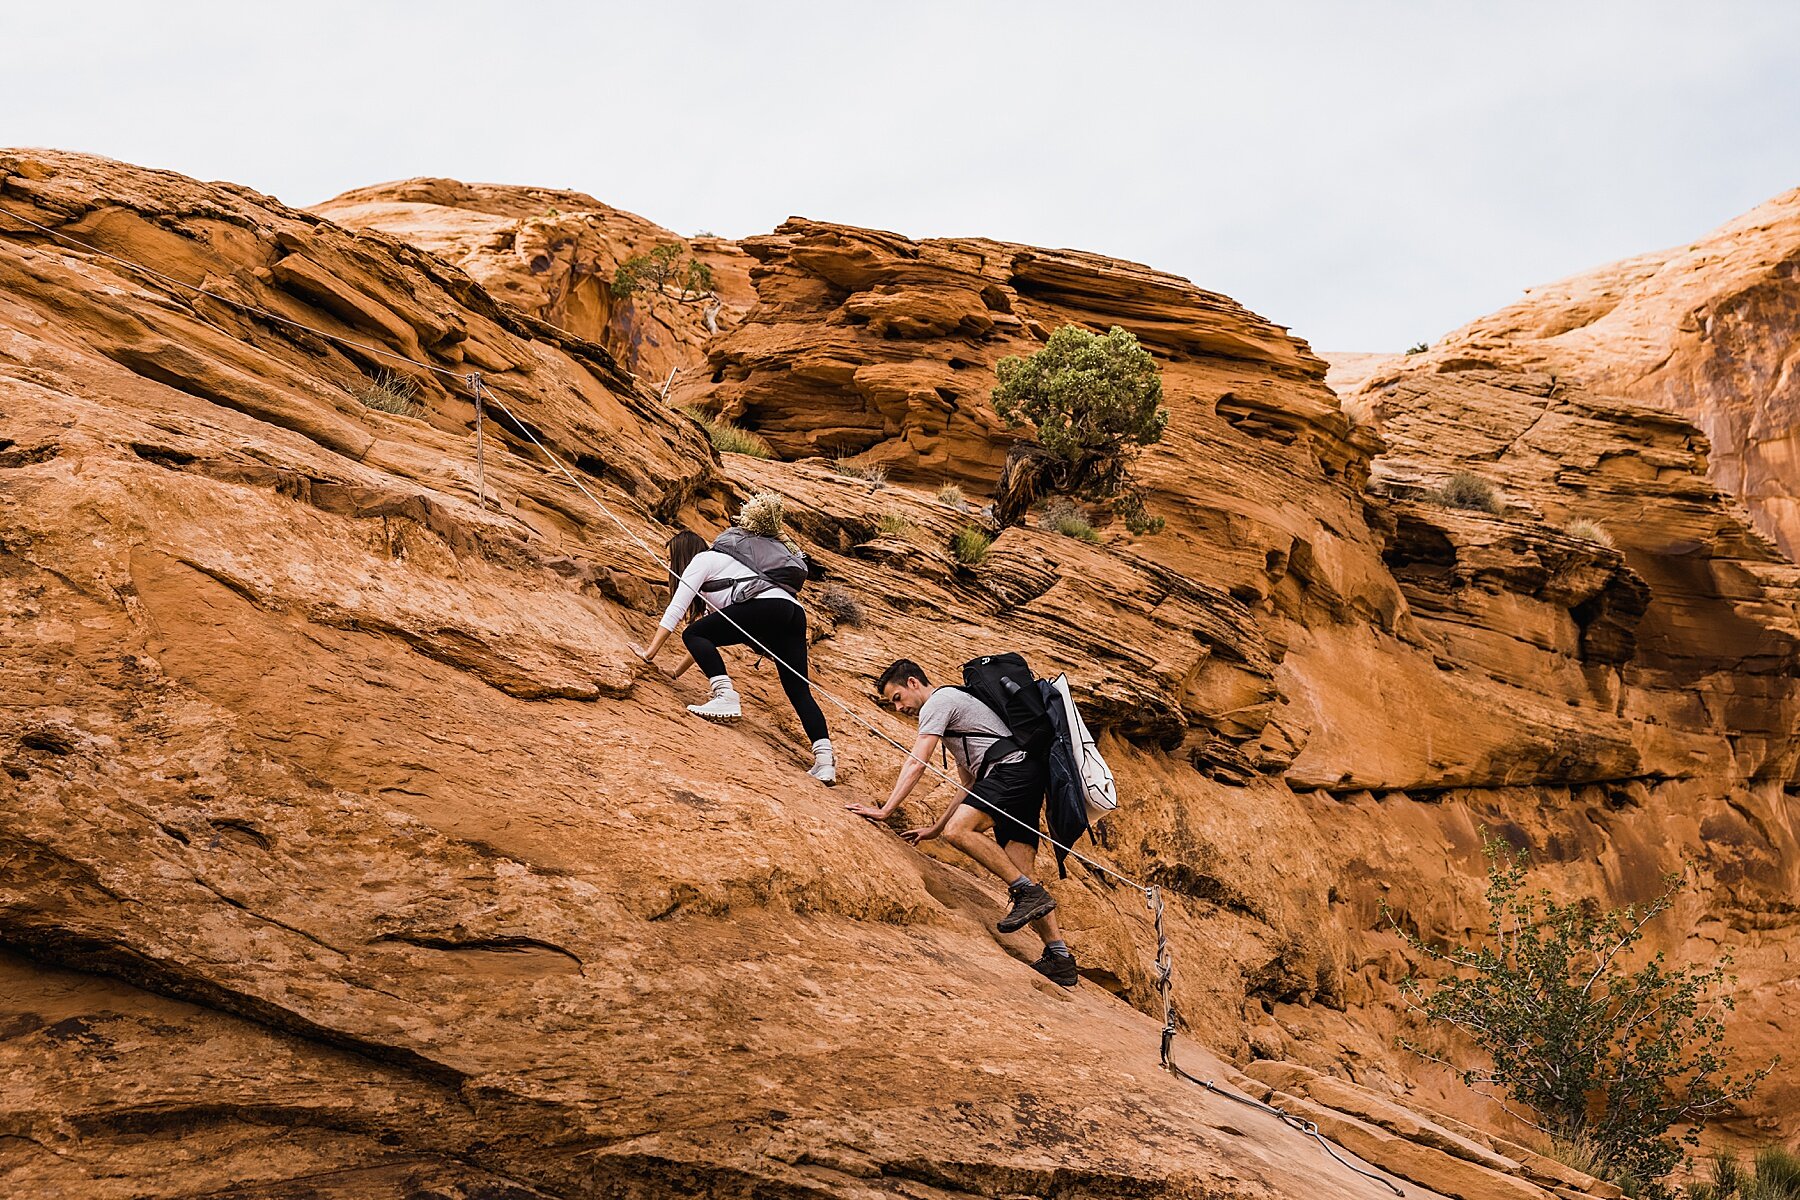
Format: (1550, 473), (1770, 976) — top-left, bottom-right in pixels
(1690, 1145), (1800, 1200)
(1430, 470), (1504, 515)
(611, 242), (715, 306)
(950, 525), (992, 565)
(831, 457), (887, 487)
(813, 583), (865, 628)
(682, 407), (772, 458)
(355, 370), (424, 417)
(1392, 836), (1773, 1196)
(1038, 498), (1101, 544)
(1563, 517), (1616, 547)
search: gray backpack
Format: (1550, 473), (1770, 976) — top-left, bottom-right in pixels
(704, 528), (810, 605)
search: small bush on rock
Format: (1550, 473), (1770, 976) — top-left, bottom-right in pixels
(682, 407), (772, 459)
(1038, 498), (1101, 544)
(877, 511), (914, 537)
(612, 243), (715, 305)
(935, 482), (965, 508)
(355, 370), (423, 417)
(831, 457), (887, 486)
(1563, 518), (1615, 547)
(1433, 471), (1504, 515)
(991, 324), (1168, 531)
(1689, 1145), (1800, 1200)
(814, 584), (864, 628)
(950, 525), (991, 565)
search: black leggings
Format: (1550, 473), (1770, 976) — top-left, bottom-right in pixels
(682, 599), (829, 743)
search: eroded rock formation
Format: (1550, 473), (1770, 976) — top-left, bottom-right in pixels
(2, 149), (1795, 1199)
(1349, 188), (1800, 559)
(315, 178), (754, 391)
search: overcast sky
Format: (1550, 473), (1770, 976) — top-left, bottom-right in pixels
(8, 1), (1797, 350)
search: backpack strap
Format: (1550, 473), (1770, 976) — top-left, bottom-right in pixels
(936, 687), (1024, 775)
(699, 543), (797, 601)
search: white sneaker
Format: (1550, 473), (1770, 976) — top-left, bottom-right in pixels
(808, 755), (837, 786)
(687, 690), (742, 722)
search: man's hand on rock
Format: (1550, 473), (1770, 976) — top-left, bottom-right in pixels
(901, 826), (939, 845)
(846, 802), (891, 821)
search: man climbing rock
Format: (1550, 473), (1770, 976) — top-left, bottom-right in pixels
(848, 659), (1079, 987)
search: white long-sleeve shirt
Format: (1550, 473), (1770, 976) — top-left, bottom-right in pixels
(658, 550), (802, 632)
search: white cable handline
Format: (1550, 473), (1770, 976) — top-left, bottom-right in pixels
(2, 206), (1407, 1192)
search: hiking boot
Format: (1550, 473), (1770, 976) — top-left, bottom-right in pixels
(1031, 948), (1079, 988)
(807, 746), (837, 786)
(997, 880), (1056, 933)
(686, 681), (742, 723)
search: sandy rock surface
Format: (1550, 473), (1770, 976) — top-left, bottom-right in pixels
(3, 150), (1795, 1197)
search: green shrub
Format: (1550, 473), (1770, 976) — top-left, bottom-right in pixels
(1690, 1145), (1800, 1200)
(814, 583), (865, 628)
(1115, 488), (1165, 535)
(1755, 1146), (1800, 1198)
(950, 525), (991, 565)
(994, 322), (1165, 480)
(1039, 498), (1101, 544)
(1433, 471), (1504, 515)
(1406, 341), (1430, 355)
(1563, 518), (1615, 547)
(355, 370), (423, 417)
(991, 324), (1167, 531)
(935, 482), (965, 508)
(612, 243), (716, 304)
(831, 457), (887, 486)
(1392, 835), (1773, 1190)
(993, 324), (1167, 469)
(682, 406), (772, 458)
(877, 511), (914, 537)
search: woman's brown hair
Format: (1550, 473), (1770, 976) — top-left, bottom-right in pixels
(667, 530), (710, 623)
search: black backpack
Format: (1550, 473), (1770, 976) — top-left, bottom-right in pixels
(703, 527), (810, 604)
(943, 652), (1054, 773)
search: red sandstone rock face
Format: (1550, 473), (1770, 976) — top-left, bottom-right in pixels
(1355, 188), (1800, 559)
(314, 178), (755, 392)
(2, 150), (1796, 1198)
(685, 219), (1350, 491)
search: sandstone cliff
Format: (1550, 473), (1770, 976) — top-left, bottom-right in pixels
(1347, 188), (1800, 560)
(314, 178), (755, 391)
(3, 150), (1795, 1199)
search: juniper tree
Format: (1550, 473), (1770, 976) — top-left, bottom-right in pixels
(990, 324), (1168, 533)
(611, 243), (716, 306)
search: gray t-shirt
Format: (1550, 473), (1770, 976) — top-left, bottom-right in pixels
(917, 687), (1026, 779)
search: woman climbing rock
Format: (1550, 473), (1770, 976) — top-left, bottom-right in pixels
(630, 493), (836, 785)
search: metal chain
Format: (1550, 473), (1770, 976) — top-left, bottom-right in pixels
(469, 372), (488, 510)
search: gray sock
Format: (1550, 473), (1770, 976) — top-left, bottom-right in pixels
(1046, 939), (1070, 955)
(1010, 875), (1031, 889)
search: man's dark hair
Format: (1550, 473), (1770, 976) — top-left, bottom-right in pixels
(875, 659), (929, 693)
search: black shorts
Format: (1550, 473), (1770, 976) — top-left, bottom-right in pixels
(965, 755), (1046, 851)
